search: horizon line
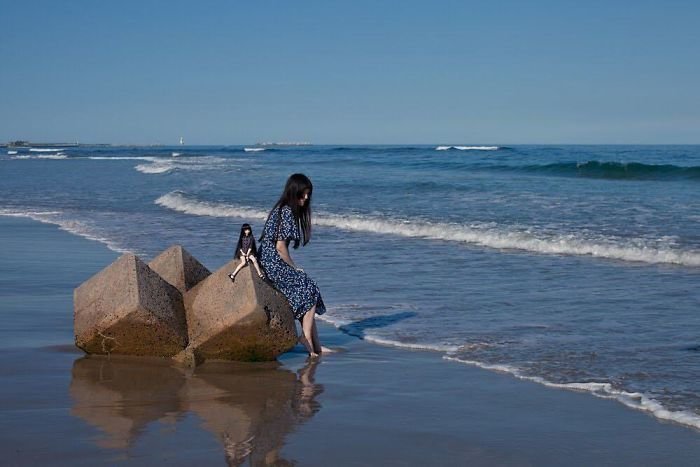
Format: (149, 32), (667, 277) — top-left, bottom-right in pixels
(3, 142), (700, 147)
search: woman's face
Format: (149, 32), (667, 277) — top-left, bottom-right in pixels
(298, 189), (311, 207)
(244, 228), (251, 236)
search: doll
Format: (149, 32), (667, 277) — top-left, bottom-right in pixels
(228, 223), (265, 282)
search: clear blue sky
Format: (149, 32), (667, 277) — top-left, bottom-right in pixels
(1, 0), (698, 144)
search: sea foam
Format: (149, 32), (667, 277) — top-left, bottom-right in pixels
(321, 306), (700, 430)
(37, 153), (67, 159)
(12, 154), (68, 160)
(0, 208), (129, 253)
(154, 191), (700, 267)
(442, 355), (700, 431)
(87, 156), (161, 161)
(135, 156), (228, 175)
(155, 192), (268, 219)
(436, 146), (500, 151)
(135, 160), (175, 174)
(317, 313), (460, 353)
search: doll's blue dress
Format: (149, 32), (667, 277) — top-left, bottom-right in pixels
(259, 205), (326, 320)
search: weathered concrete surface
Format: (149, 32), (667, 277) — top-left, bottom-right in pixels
(148, 245), (211, 294)
(74, 253), (188, 357)
(181, 259), (298, 362)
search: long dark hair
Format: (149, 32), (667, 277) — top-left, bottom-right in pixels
(234, 223), (257, 258)
(265, 173), (313, 249)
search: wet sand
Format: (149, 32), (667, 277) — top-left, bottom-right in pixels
(1, 216), (700, 466)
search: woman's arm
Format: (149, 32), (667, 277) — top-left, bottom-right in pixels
(276, 240), (297, 269)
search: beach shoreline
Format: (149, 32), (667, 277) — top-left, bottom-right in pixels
(2, 215), (700, 466)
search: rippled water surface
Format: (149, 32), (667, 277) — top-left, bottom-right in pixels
(2, 144), (699, 430)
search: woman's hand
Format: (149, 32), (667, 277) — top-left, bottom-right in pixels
(276, 239), (297, 269)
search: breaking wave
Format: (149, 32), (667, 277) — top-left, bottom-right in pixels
(11, 154), (68, 160)
(134, 156), (228, 174)
(154, 191), (700, 267)
(135, 160), (175, 174)
(86, 156), (161, 161)
(37, 153), (67, 159)
(155, 192), (268, 219)
(436, 146), (500, 151)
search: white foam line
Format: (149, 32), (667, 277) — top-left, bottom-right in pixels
(0, 208), (130, 254)
(154, 192), (700, 267)
(443, 355), (700, 431)
(29, 148), (62, 152)
(317, 314), (460, 352)
(135, 156), (229, 175)
(87, 156), (161, 161)
(11, 154), (68, 160)
(37, 154), (67, 159)
(135, 161), (174, 174)
(321, 308), (700, 431)
(315, 214), (700, 266)
(436, 145), (499, 151)
(155, 192), (269, 219)
(244, 147), (266, 152)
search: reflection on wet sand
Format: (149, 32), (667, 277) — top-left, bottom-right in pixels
(70, 356), (323, 465)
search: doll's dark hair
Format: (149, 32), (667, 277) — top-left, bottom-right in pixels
(235, 223), (257, 259)
(264, 173), (313, 249)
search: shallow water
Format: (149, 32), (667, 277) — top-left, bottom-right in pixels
(1, 143), (699, 429)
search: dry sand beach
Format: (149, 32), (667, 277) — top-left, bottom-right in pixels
(2, 215), (700, 466)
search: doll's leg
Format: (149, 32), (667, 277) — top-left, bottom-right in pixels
(228, 257), (247, 280)
(248, 255), (264, 277)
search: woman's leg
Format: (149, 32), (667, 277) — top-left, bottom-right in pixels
(248, 255), (264, 277)
(300, 305), (318, 357)
(311, 319), (322, 354)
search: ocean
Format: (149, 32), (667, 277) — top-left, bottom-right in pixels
(2, 144), (699, 431)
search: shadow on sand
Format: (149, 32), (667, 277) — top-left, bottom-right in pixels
(70, 355), (322, 466)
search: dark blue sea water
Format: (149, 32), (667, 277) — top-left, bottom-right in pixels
(2, 144), (699, 430)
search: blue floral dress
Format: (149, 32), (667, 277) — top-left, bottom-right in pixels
(259, 205), (326, 320)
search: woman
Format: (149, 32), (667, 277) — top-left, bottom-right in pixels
(259, 173), (327, 357)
